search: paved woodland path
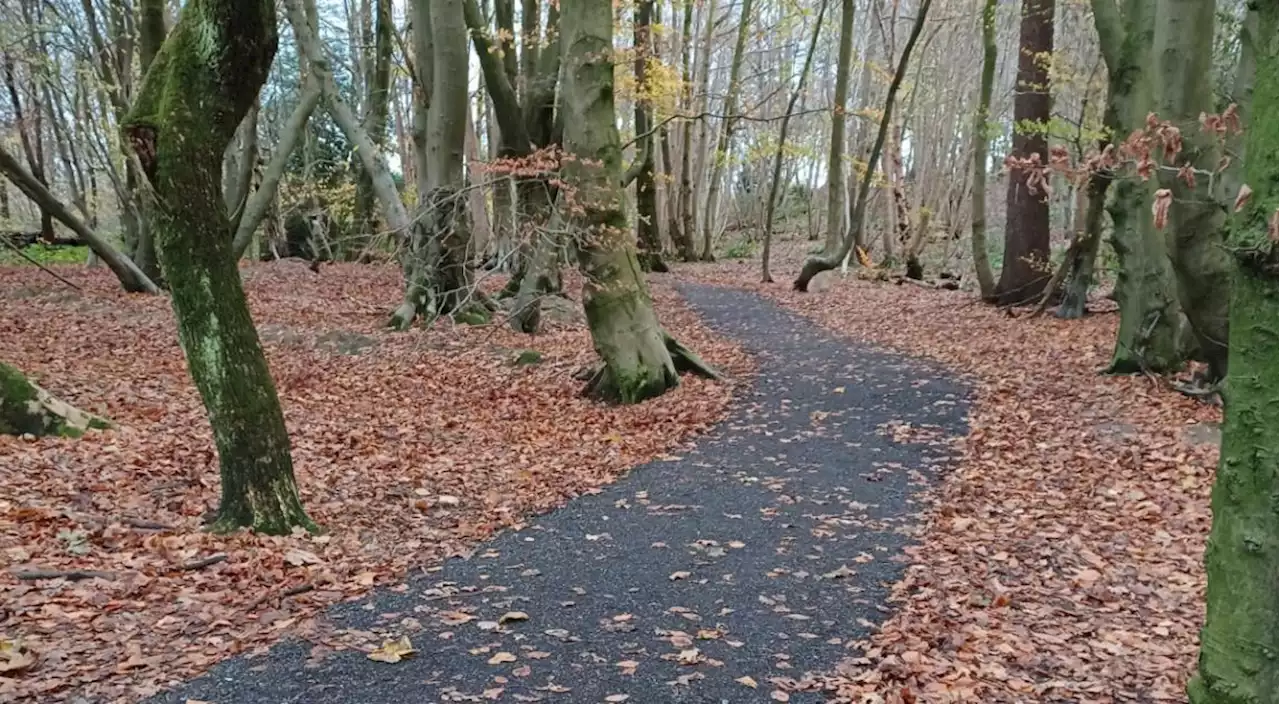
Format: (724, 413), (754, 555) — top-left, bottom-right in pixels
(157, 284), (969, 704)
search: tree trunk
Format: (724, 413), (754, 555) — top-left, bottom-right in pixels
(673, 0), (699, 262)
(352, 0), (393, 253)
(231, 81), (322, 259)
(390, 0), (488, 330)
(794, 0), (931, 290)
(124, 0), (314, 535)
(1187, 5), (1277, 699)
(762, 0), (828, 283)
(560, 0), (719, 403)
(699, 0), (753, 261)
(1153, 0), (1233, 380)
(822, 0), (855, 256)
(633, 0), (666, 273)
(1091, 0), (1187, 374)
(1, 362), (110, 438)
(993, 0), (1054, 305)
(1056, 169), (1107, 318)
(969, 0), (998, 298)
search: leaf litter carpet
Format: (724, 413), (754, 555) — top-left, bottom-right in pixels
(0, 262), (747, 701)
(680, 255), (1221, 704)
(156, 282), (968, 704)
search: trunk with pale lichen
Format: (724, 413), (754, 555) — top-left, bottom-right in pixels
(124, 0), (313, 535)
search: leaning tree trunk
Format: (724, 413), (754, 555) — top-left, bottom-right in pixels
(699, 0), (753, 261)
(124, 0), (314, 535)
(793, 0), (931, 290)
(0, 145), (159, 293)
(0, 362), (110, 438)
(762, 0), (827, 282)
(560, 0), (719, 403)
(993, 0), (1055, 306)
(1153, 0), (1233, 381)
(1187, 4), (1278, 699)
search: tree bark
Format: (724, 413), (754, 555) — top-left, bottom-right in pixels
(969, 0), (998, 298)
(1187, 4), (1277, 699)
(124, 0), (314, 535)
(1, 362), (110, 438)
(389, 0), (488, 330)
(352, 0), (394, 253)
(1152, 0), (1233, 380)
(993, 0), (1055, 305)
(560, 0), (718, 403)
(699, 0), (753, 261)
(1055, 169), (1108, 318)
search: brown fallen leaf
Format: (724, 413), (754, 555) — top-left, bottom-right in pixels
(669, 571), (692, 580)
(771, 691), (790, 702)
(736, 676), (758, 688)
(487, 651), (518, 665)
(604, 695), (630, 702)
(367, 636), (416, 664)
(616, 659), (639, 674)
(498, 610), (529, 624)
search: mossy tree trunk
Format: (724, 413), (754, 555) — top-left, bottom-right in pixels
(1055, 170), (1107, 318)
(1089, 0), (1186, 373)
(560, 0), (719, 403)
(0, 362), (110, 438)
(1152, 0), (1233, 381)
(124, 0), (314, 535)
(1187, 4), (1278, 699)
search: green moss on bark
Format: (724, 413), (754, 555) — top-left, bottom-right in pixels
(1188, 6), (1278, 700)
(124, 0), (315, 535)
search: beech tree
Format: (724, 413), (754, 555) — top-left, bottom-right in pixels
(1152, 0), (1233, 381)
(993, 0), (1054, 306)
(559, 0), (719, 403)
(124, 0), (314, 534)
(1187, 0), (1277, 697)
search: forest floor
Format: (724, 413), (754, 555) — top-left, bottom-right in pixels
(0, 261), (748, 701)
(678, 246), (1221, 703)
(0, 251), (1222, 703)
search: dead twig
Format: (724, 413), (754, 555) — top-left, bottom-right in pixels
(178, 553), (228, 571)
(12, 568), (115, 581)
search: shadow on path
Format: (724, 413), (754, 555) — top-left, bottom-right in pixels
(155, 283), (969, 704)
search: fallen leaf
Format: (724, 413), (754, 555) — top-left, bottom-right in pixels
(736, 676), (758, 688)
(498, 611), (529, 624)
(487, 651), (518, 665)
(367, 636), (417, 664)
(669, 571), (692, 580)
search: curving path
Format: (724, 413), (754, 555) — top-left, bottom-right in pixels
(155, 284), (968, 704)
